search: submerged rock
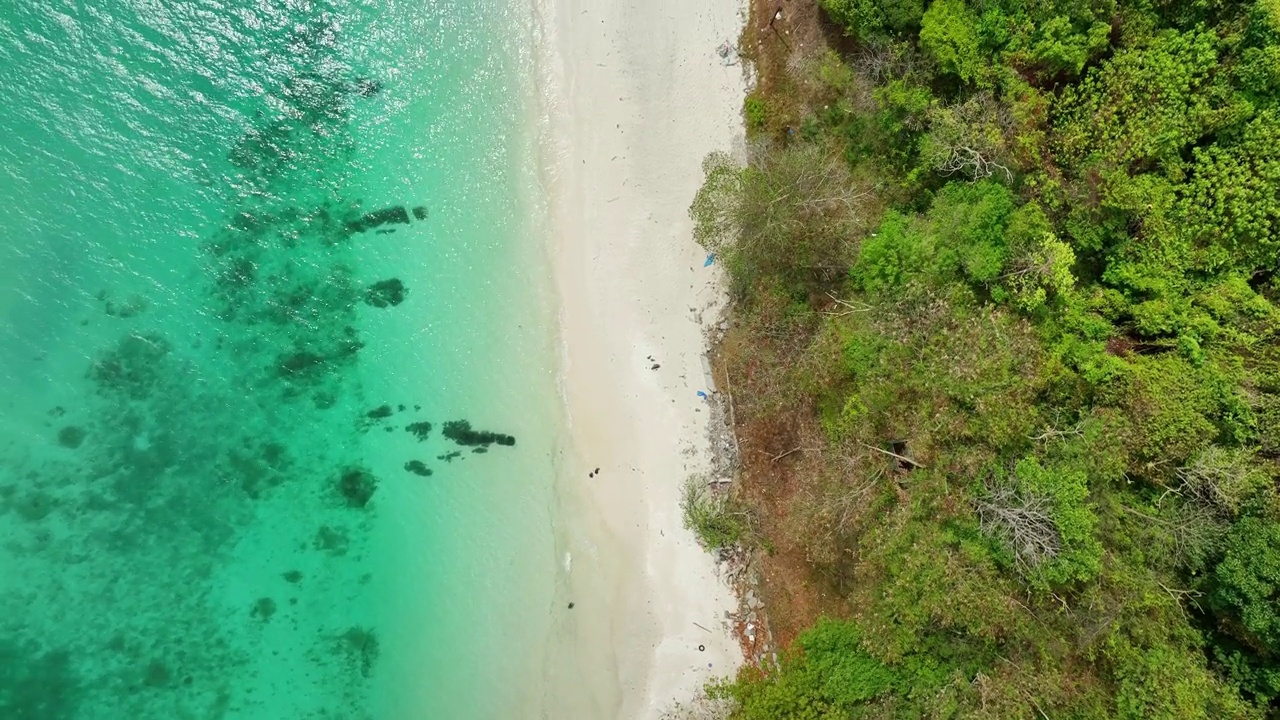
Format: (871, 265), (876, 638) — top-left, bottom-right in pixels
(403, 460), (433, 477)
(344, 206), (410, 234)
(441, 420), (515, 448)
(412, 206), (428, 220)
(365, 404), (394, 420)
(364, 279), (406, 308)
(405, 421), (432, 441)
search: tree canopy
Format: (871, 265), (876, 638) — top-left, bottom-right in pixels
(690, 0), (1280, 715)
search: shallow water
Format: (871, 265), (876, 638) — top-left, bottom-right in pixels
(0, 2), (560, 718)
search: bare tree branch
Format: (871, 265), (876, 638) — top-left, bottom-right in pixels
(976, 477), (1061, 573)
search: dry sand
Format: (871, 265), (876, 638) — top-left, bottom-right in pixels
(534, 0), (748, 716)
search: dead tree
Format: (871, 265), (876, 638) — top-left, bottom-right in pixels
(920, 93), (1014, 182)
(976, 479), (1061, 573)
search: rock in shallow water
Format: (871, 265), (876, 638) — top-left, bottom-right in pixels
(57, 426), (86, 449)
(364, 279), (406, 308)
(403, 460), (432, 477)
(441, 420), (515, 448)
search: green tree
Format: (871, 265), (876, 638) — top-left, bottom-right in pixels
(819, 0), (925, 38)
(1053, 28), (1237, 167)
(998, 203), (1076, 312)
(920, 0), (985, 83)
(1179, 110), (1280, 271)
(849, 210), (931, 296)
(1214, 517), (1280, 651)
(691, 146), (864, 299)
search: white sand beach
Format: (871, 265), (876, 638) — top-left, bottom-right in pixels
(536, 0), (748, 716)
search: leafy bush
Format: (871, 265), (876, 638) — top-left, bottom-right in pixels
(744, 94), (768, 133)
(681, 477), (746, 551)
(819, 0), (925, 39)
(920, 0), (984, 83)
(710, 618), (948, 719)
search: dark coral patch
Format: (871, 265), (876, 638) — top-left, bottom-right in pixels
(338, 626), (380, 678)
(143, 659), (171, 688)
(403, 460), (432, 477)
(405, 421), (432, 441)
(441, 420), (515, 447)
(313, 525), (350, 556)
(345, 206), (409, 234)
(251, 597), (277, 621)
(364, 279), (406, 308)
(89, 332), (172, 399)
(57, 426), (86, 449)
(336, 467), (377, 508)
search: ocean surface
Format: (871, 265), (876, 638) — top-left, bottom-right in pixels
(0, 2), (563, 718)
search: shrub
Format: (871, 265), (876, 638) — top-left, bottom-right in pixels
(681, 476), (746, 551)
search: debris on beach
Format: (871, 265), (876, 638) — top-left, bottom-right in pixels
(716, 41), (738, 66)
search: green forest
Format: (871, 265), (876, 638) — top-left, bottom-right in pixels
(690, 0), (1280, 716)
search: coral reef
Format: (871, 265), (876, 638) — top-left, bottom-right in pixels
(0, 639), (81, 720)
(313, 525), (351, 556)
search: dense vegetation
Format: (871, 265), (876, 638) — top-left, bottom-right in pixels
(694, 0), (1280, 716)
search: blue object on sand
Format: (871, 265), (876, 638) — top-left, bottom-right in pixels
(703, 253), (715, 267)
(696, 390), (708, 399)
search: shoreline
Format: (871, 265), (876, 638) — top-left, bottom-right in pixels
(534, 0), (749, 715)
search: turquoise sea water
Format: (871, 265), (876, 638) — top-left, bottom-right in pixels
(0, 2), (561, 718)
